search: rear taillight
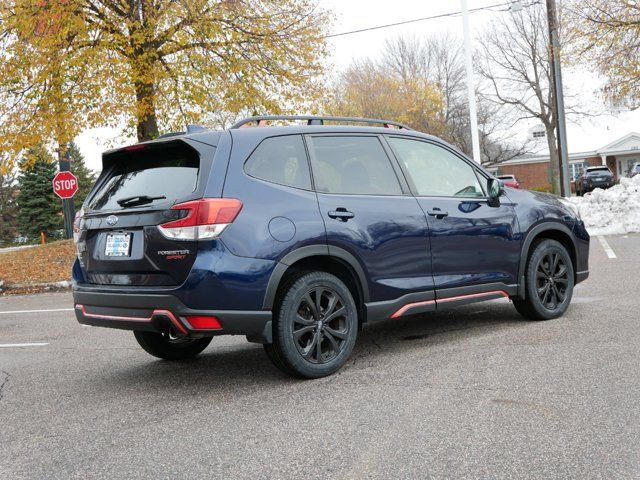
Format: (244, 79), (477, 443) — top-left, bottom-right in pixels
(157, 198), (243, 241)
(73, 208), (85, 243)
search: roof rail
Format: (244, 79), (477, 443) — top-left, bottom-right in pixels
(230, 115), (412, 130)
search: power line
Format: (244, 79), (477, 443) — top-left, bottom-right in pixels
(326, 1), (540, 38)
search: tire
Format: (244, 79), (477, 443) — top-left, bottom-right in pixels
(134, 331), (212, 360)
(264, 271), (358, 379)
(513, 239), (574, 320)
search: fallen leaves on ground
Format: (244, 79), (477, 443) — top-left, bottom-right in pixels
(0, 240), (75, 288)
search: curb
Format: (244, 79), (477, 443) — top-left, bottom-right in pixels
(0, 280), (72, 295)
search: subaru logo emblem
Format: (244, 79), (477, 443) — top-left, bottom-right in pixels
(106, 215), (118, 226)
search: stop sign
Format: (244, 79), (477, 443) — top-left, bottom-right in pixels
(53, 171), (79, 199)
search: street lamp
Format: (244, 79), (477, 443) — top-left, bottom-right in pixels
(461, 0), (481, 164)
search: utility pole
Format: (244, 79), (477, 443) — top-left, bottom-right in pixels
(461, 0), (481, 163)
(59, 146), (75, 239)
(546, 0), (571, 197)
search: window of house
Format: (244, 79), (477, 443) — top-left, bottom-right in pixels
(569, 162), (587, 182)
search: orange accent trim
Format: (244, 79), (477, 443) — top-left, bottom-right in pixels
(152, 309), (189, 335)
(75, 304), (188, 335)
(437, 290), (509, 303)
(75, 304), (150, 322)
(390, 290), (509, 319)
(390, 299), (435, 319)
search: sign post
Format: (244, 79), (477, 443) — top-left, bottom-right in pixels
(52, 170), (78, 239)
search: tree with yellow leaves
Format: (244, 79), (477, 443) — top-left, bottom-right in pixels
(328, 35), (532, 165)
(0, 0), (331, 171)
(1, 0), (104, 170)
(327, 58), (444, 138)
(569, 1), (640, 109)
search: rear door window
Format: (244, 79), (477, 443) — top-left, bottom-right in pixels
(308, 136), (402, 195)
(89, 144), (200, 211)
(244, 135), (311, 190)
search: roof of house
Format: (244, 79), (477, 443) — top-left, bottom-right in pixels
(496, 131), (640, 166)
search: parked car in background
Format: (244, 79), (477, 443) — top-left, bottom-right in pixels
(575, 166), (616, 196)
(630, 163), (640, 178)
(497, 174), (521, 189)
(72, 115), (590, 379)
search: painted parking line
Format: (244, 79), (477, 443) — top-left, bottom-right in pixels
(0, 343), (49, 348)
(597, 236), (617, 259)
(0, 308), (74, 316)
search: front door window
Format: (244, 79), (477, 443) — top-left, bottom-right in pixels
(386, 137), (485, 198)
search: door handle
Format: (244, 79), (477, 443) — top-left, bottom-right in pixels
(328, 208), (355, 222)
(427, 209), (449, 219)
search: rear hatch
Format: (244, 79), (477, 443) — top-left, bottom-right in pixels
(586, 167), (613, 182)
(76, 139), (213, 287)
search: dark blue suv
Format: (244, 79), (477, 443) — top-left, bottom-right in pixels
(72, 116), (590, 378)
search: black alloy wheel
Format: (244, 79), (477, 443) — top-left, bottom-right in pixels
(535, 251), (569, 310)
(292, 286), (350, 364)
(264, 271), (358, 378)
(513, 239), (575, 320)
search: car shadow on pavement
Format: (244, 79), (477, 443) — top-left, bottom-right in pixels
(95, 302), (530, 391)
(348, 301), (528, 364)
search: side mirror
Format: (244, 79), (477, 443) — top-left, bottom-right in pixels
(488, 178), (504, 199)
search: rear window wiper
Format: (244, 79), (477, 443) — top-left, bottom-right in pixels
(116, 195), (166, 207)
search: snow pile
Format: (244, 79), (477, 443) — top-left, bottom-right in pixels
(568, 175), (640, 236)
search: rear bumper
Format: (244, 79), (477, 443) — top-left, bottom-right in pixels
(73, 289), (272, 344)
(583, 182), (614, 191)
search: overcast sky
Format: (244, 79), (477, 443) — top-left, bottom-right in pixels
(76, 0), (638, 171)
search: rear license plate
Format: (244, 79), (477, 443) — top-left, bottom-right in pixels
(595, 177), (604, 181)
(105, 233), (131, 257)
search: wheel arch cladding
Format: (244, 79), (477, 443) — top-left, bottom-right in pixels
(518, 223), (578, 297)
(262, 246), (369, 318)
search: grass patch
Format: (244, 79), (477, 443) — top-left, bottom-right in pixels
(0, 239), (75, 287)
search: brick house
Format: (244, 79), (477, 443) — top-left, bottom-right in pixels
(486, 132), (640, 192)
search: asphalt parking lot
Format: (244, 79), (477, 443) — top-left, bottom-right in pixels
(1, 234), (639, 479)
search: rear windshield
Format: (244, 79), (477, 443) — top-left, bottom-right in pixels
(88, 144), (200, 211)
(586, 167), (610, 175)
